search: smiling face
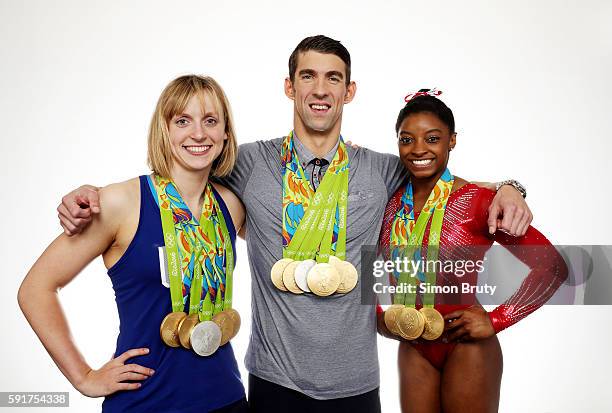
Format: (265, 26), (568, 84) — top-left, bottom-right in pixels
(284, 50), (356, 138)
(397, 111), (456, 181)
(167, 93), (227, 176)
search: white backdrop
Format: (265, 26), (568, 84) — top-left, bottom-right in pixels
(1, 0), (611, 411)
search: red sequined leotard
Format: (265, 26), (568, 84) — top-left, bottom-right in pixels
(378, 183), (567, 369)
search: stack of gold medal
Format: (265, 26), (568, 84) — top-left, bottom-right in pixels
(384, 303), (445, 341)
(381, 252), (445, 341)
(155, 176), (241, 357)
(270, 255), (358, 296)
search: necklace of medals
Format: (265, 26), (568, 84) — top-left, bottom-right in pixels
(384, 169), (454, 341)
(153, 175), (241, 356)
(270, 131), (358, 297)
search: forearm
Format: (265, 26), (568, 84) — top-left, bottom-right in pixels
(488, 263), (567, 333)
(18, 284), (91, 388)
(489, 229), (568, 333)
(474, 180), (527, 198)
(472, 181), (496, 191)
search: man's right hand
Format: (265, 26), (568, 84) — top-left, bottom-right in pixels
(57, 185), (100, 236)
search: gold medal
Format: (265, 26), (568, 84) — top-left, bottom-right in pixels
(416, 310), (427, 337)
(160, 311), (187, 347)
(335, 260), (358, 294)
(419, 307), (445, 340)
(328, 255), (342, 266)
(282, 260), (304, 294)
(225, 308), (241, 340)
(307, 263), (341, 296)
(270, 258), (293, 291)
(397, 307), (425, 340)
(383, 304), (405, 336)
(212, 311), (234, 346)
(177, 313), (199, 349)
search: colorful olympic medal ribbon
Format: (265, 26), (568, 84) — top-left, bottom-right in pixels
(305, 175), (343, 296)
(156, 176), (199, 348)
(153, 175), (238, 355)
(176, 246), (205, 350)
(271, 131), (357, 296)
(208, 194), (240, 346)
(154, 176), (216, 352)
(384, 169), (453, 341)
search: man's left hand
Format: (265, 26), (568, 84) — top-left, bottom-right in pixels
(488, 185), (532, 236)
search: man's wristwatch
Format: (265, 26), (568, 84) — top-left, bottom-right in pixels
(495, 179), (527, 198)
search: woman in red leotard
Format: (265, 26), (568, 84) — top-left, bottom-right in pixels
(377, 90), (567, 413)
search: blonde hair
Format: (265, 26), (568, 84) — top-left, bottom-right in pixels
(147, 75), (237, 178)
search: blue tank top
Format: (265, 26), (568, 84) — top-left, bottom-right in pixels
(102, 176), (245, 413)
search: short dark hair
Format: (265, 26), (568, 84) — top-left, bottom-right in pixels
(288, 35), (351, 85)
(395, 90), (455, 134)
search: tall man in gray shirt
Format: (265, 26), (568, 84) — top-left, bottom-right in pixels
(58, 35), (531, 413)
(222, 37), (528, 412)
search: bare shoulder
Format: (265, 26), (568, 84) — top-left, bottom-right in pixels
(211, 182), (245, 231)
(93, 177), (141, 237)
(212, 182), (240, 202)
(94, 178), (141, 267)
(98, 177), (140, 216)
(451, 176), (470, 193)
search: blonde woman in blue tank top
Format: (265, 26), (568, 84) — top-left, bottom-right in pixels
(18, 75), (248, 413)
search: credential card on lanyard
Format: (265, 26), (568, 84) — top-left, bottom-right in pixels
(158, 246), (170, 288)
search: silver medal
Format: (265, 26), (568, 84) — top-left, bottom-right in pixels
(294, 259), (316, 292)
(190, 320), (222, 356)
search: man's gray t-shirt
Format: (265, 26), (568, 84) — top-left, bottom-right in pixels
(221, 137), (405, 399)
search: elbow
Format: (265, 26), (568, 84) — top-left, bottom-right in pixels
(554, 253), (570, 285)
(17, 279), (29, 314)
(558, 260), (569, 284)
(17, 274), (55, 316)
